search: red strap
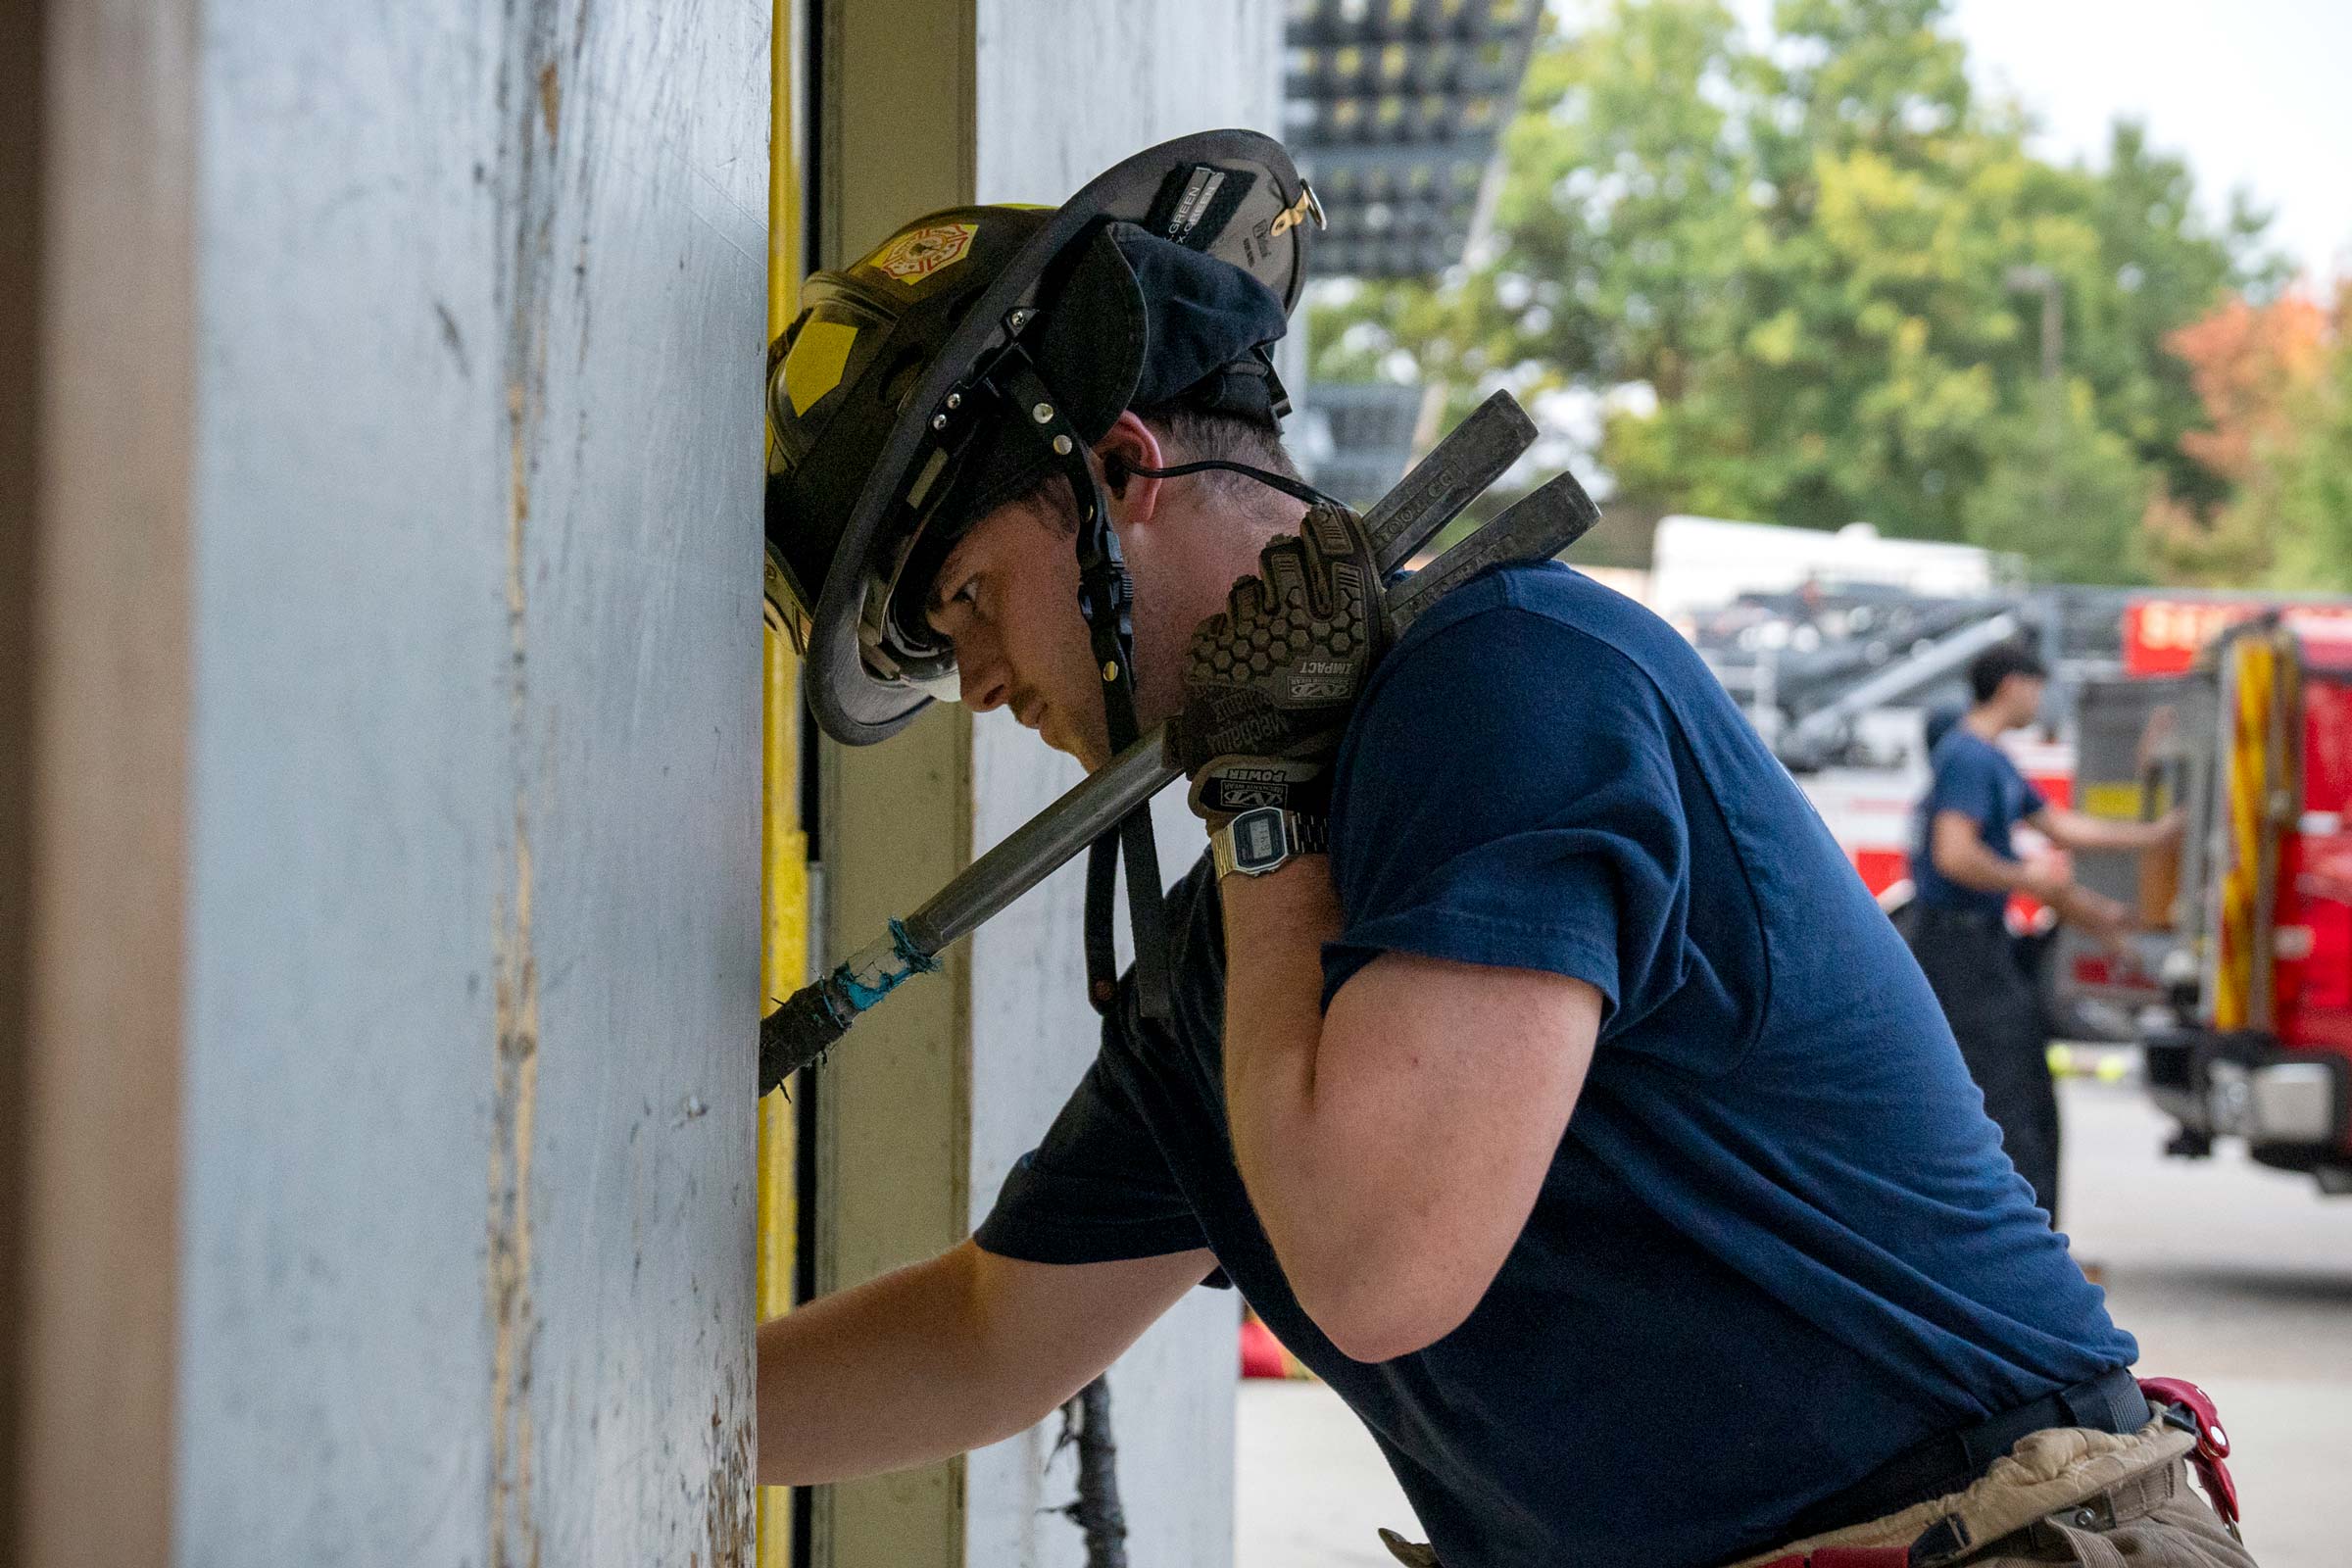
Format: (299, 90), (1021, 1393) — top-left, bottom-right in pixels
(2138, 1375), (2241, 1526)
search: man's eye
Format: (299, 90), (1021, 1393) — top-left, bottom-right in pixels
(928, 574), (979, 633)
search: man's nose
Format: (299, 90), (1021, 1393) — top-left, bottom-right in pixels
(958, 651), (1009, 712)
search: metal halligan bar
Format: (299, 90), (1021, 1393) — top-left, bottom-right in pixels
(1361, 390), (1536, 572)
(1386, 470), (1597, 636)
(759, 431), (1597, 1092)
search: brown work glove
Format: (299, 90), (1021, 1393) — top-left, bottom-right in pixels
(1174, 503), (1392, 828)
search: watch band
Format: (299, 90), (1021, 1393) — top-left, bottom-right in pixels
(1211, 808), (1330, 879)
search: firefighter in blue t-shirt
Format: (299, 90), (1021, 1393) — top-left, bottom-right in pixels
(1903, 643), (2180, 1226)
(756, 137), (2256, 1568)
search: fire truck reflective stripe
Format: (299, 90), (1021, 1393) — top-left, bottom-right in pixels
(2216, 637), (2270, 1031)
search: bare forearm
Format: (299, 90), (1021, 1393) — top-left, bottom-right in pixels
(1219, 860), (1599, 1361)
(1218, 862), (1455, 1342)
(1217, 859), (1364, 1288)
(1219, 858), (1343, 1192)
(1927, 813), (2133, 941)
(2039, 806), (2174, 854)
(1932, 838), (2044, 896)
(1930, 810), (2055, 897)
(756, 1245), (1036, 1487)
(756, 1241), (1210, 1486)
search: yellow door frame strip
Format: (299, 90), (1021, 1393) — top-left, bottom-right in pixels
(760, 0), (809, 1562)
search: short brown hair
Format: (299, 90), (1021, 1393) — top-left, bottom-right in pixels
(1020, 402), (1300, 533)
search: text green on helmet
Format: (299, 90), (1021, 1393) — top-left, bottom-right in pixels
(763, 129), (1322, 747)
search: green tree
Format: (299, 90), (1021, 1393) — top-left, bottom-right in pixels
(1311, 0), (1751, 424)
(1961, 391), (2152, 585)
(1310, 0), (2278, 581)
(2076, 122), (2283, 517)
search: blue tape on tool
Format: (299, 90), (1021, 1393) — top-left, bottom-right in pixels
(830, 917), (944, 1014)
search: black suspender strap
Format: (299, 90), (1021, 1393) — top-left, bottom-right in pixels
(994, 354), (1169, 1021)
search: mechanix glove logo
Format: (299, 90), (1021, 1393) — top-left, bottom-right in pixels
(1175, 504), (1393, 824)
(1193, 757), (1326, 817)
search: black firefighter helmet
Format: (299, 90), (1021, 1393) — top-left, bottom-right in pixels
(764, 129), (1319, 745)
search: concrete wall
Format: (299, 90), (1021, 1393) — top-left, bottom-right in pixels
(172, 5), (767, 1564)
(961, 7), (1282, 1567)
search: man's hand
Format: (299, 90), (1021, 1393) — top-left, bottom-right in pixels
(2040, 879), (2135, 952)
(2060, 885), (2134, 955)
(1175, 504), (1391, 827)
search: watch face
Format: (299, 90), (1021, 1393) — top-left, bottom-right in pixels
(1231, 808), (1290, 874)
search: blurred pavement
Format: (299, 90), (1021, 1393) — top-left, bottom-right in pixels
(2060, 1077), (2352, 1568)
(1238, 1077), (2352, 1567)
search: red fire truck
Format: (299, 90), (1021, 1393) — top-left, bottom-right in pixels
(1670, 546), (2352, 1189)
(2058, 603), (2352, 1194)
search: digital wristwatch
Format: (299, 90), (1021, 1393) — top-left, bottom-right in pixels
(1210, 806), (1330, 880)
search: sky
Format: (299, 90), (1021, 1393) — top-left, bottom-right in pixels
(1729, 0), (2352, 284)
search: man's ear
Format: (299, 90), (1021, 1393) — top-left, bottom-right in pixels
(1096, 411), (1168, 528)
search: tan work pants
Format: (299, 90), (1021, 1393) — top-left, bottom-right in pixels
(1379, 1416), (2258, 1567)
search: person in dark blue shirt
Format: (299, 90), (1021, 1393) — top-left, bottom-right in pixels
(971, 558), (2147, 1566)
(756, 156), (2248, 1568)
(1902, 644), (2179, 1227)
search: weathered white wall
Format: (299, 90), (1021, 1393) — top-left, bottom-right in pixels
(963, 7), (1283, 1566)
(172, 5), (767, 1564)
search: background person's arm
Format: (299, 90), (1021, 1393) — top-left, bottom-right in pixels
(755, 1239), (1211, 1486)
(1927, 807), (2048, 896)
(2029, 803), (2183, 855)
(1927, 808), (2131, 940)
